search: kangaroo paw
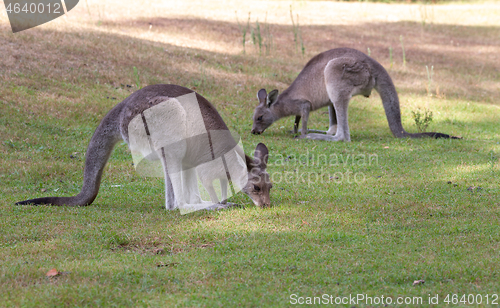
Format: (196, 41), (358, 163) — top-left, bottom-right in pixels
(326, 125), (337, 135)
(222, 202), (242, 209)
(305, 133), (349, 142)
(205, 202), (241, 211)
(308, 129), (328, 134)
(290, 129), (328, 134)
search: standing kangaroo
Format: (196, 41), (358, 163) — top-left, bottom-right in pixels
(251, 47), (456, 141)
(16, 84), (272, 212)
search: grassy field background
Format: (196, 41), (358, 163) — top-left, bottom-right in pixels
(1, 0), (499, 307)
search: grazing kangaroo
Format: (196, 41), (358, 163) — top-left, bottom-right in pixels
(16, 84), (272, 212)
(251, 47), (456, 141)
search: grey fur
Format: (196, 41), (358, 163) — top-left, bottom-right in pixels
(16, 84), (272, 208)
(251, 47), (456, 141)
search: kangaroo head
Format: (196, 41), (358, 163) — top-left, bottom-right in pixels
(251, 89), (279, 135)
(243, 143), (272, 207)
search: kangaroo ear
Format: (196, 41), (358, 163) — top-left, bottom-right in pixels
(267, 89), (279, 107)
(254, 143), (269, 170)
(257, 89), (267, 106)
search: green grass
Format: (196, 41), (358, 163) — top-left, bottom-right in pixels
(1, 1), (500, 306)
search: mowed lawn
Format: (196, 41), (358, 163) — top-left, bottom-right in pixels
(1, 0), (499, 307)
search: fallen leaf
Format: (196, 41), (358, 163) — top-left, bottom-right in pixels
(46, 268), (60, 277)
(384, 146), (389, 149)
(413, 279), (425, 286)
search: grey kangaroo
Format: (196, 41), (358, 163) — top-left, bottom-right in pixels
(251, 47), (456, 141)
(17, 84), (272, 211)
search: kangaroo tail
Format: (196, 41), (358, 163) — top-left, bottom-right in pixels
(16, 105), (123, 206)
(373, 61), (459, 140)
(407, 132), (461, 139)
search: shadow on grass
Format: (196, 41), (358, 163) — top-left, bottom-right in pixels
(104, 17), (500, 104)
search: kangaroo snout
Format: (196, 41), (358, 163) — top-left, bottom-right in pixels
(253, 197), (270, 208)
(251, 128), (262, 135)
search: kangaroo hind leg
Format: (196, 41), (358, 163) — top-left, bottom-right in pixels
(159, 148), (178, 210)
(306, 90), (351, 141)
(326, 104), (337, 135)
(307, 57), (372, 142)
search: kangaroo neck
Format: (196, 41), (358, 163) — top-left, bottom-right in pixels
(269, 89), (299, 119)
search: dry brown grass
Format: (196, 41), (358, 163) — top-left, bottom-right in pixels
(1, 0), (499, 108)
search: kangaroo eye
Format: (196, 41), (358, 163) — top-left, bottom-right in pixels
(257, 116), (263, 121)
(253, 185), (261, 191)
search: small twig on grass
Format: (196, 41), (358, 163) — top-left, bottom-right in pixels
(290, 6), (305, 56)
(236, 12), (251, 54)
(400, 35), (406, 68)
(425, 65), (434, 97)
(264, 12), (273, 56)
(84, 0), (92, 22)
(389, 46), (393, 68)
(133, 66), (141, 89)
